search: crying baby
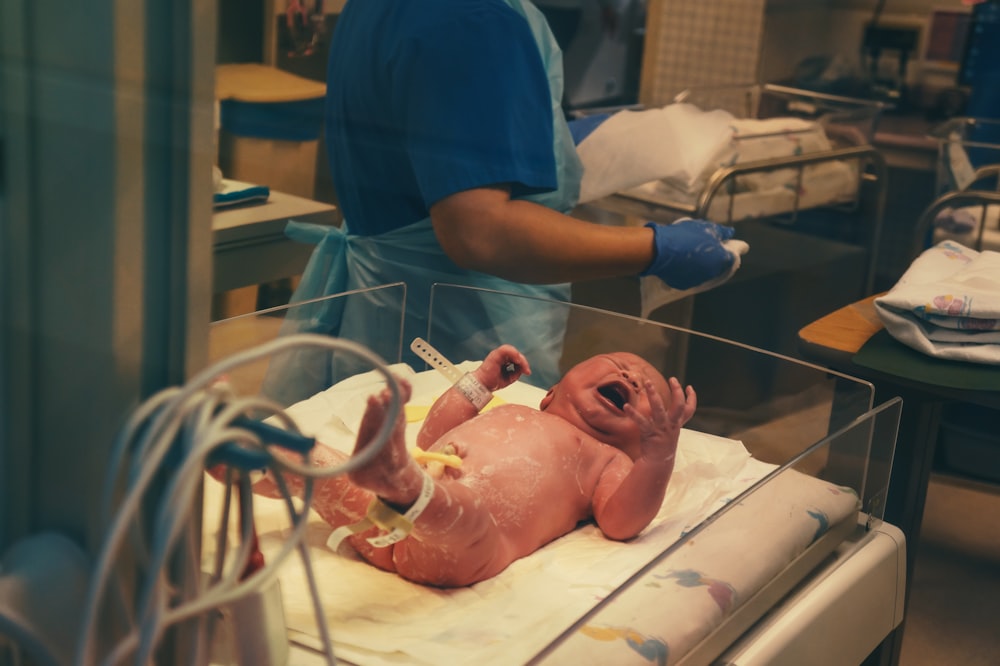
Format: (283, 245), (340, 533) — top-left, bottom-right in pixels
(229, 345), (695, 587)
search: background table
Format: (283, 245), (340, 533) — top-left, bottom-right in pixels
(213, 190), (339, 293)
(799, 294), (1000, 666)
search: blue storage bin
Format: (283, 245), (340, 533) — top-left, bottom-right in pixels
(215, 64), (327, 199)
(219, 96), (324, 142)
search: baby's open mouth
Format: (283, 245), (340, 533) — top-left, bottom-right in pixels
(597, 383), (629, 411)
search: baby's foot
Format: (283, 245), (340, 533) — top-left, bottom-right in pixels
(348, 378), (423, 504)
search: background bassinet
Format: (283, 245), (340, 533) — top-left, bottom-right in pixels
(913, 117), (1000, 257)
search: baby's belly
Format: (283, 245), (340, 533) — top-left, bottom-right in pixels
(420, 406), (604, 549)
(447, 451), (594, 549)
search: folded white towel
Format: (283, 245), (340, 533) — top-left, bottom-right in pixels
(576, 103), (736, 203)
(874, 240), (1000, 364)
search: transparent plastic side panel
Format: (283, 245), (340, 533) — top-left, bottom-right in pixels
(527, 398), (901, 666)
(207, 283), (407, 407)
(426, 285), (893, 503)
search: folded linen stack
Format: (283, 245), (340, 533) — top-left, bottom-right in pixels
(874, 240), (1000, 364)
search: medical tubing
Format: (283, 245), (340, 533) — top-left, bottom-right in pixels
(133, 415), (321, 662)
(208, 467), (252, 590)
(132, 396), (316, 664)
(77, 334), (398, 666)
(100, 387), (180, 524)
(93, 390), (223, 663)
(106, 415), (316, 665)
(139, 397), (289, 600)
(89, 392), (227, 665)
(273, 470), (338, 665)
(126, 409), (239, 664)
(132, 429), (256, 662)
(125, 392), (220, 567)
(80, 390), (200, 665)
(150, 400), (271, 571)
(135, 466), (258, 665)
(297, 540), (338, 665)
(182, 506), (211, 666)
(109, 474), (319, 665)
(121, 479), (247, 666)
(222, 465), (333, 661)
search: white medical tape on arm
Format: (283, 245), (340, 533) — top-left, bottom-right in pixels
(454, 372), (492, 411)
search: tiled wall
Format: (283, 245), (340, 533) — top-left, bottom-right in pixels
(639, 0), (969, 105)
(640, 0), (767, 107)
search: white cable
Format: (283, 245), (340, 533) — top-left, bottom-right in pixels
(133, 396), (306, 662)
(103, 415), (313, 664)
(116, 396), (323, 664)
(76, 334), (401, 666)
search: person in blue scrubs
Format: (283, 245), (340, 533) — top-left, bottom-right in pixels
(274, 0), (741, 401)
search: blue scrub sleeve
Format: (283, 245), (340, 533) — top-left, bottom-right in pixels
(399, 7), (558, 207)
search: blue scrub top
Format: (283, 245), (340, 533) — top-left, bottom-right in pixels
(325, 0), (559, 236)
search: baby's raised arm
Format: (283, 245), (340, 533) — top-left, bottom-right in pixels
(591, 376), (697, 540)
(416, 345), (531, 449)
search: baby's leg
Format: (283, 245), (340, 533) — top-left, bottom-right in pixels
(246, 376), (416, 519)
(206, 387), (418, 573)
(347, 378), (426, 505)
(252, 445), (372, 531)
(389, 482), (515, 586)
(348, 381), (512, 586)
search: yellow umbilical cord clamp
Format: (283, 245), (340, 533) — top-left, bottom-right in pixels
(410, 446), (463, 469)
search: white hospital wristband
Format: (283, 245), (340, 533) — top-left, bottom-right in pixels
(454, 372), (492, 411)
(366, 470), (436, 548)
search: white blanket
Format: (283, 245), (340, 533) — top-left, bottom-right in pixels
(874, 240), (1000, 364)
(203, 364), (858, 665)
(576, 103), (736, 204)
(576, 103), (854, 212)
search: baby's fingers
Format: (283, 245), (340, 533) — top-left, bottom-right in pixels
(666, 379), (697, 425)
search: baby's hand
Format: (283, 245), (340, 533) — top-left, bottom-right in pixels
(475, 345), (531, 391)
(628, 377), (696, 464)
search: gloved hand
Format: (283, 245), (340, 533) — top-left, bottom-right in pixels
(640, 219), (740, 290)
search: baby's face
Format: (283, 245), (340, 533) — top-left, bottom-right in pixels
(539, 352), (671, 456)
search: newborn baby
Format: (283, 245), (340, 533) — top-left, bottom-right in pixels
(249, 345), (696, 587)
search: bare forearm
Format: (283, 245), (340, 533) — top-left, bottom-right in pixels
(416, 388), (480, 449)
(594, 456), (674, 541)
(417, 349), (527, 448)
(430, 187), (655, 284)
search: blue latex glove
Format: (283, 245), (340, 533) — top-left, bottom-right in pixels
(640, 219), (737, 290)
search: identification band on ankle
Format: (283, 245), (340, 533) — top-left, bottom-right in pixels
(454, 372), (492, 411)
(326, 470), (435, 552)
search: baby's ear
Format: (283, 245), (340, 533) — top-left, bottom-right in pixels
(539, 387), (556, 411)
